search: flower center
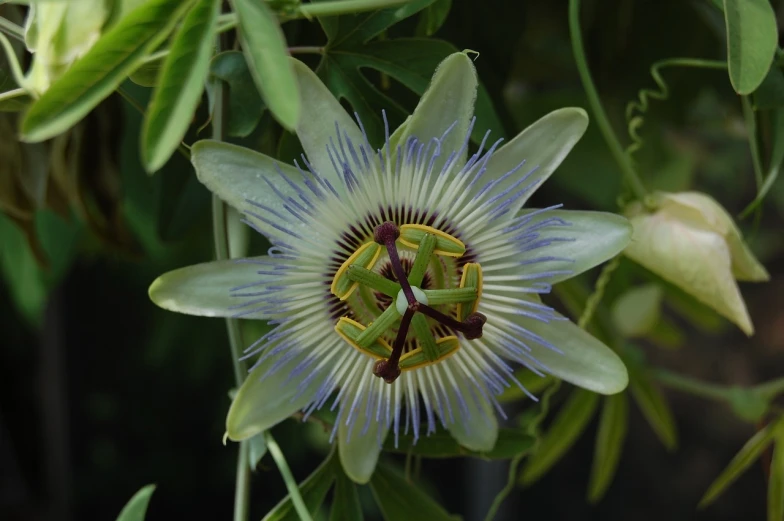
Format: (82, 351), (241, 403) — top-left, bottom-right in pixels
(331, 221), (485, 383)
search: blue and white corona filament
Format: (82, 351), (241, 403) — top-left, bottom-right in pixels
(148, 52), (631, 484)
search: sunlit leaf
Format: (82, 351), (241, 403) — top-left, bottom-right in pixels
(141, 0), (219, 172)
(700, 418), (784, 508)
(21, 0), (193, 142)
(370, 462), (459, 521)
(233, 0), (299, 130)
(587, 393), (629, 503)
(723, 0), (777, 94)
(262, 452), (337, 521)
(115, 484), (156, 521)
(521, 388), (600, 484)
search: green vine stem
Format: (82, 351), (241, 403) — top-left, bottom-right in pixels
(0, 15), (24, 43)
(265, 432), (315, 521)
(568, 0), (648, 202)
(577, 255), (621, 330)
(654, 370), (730, 401)
(211, 35), (251, 521)
(741, 95), (765, 191)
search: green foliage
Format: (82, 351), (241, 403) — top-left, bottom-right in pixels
(384, 428), (534, 459)
(20, 0), (193, 142)
(722, 0), (778, 94)
(115, 484), (156, 521)
(233, 0), (299, 131)
(587, 392), (629, 502)
(141, 0), (219, 172)
(369, 462), (460, 521)
(520, 388), (600, 485)
(262, 451), (338, 521)
(329, 472), (363, 521)
(700, 418), (784, 508)
(208, 51), (265, 137)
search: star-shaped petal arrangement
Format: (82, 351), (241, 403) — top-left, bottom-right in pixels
(149, 52), (632, 484)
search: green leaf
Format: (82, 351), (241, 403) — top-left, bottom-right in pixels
(248, 432), (268, 470)
(629, 368), (678, 450)
(233, 0), (299, 131)
(0, 213), (47, 325)
(329, 471), (363, 521)
(770, 435), (784, 521)
(700, 418), (783, 508)
(415, 0), (451, 36)
(369, 462), (459, 521)
(0, 69), (30, 111)
(611, 284), (663, 338)
(316, 5), (503, 147)
(384, 427), (534, 459)
(587, 393), (629, 503)
(521, 388), (600, 485)
(129, 56), (165, 87)
(262, 452), (338, 521)
(209, 51), (265, 137)
(115, 484), (156, 521)
(723, 0), (778, 94)
(20, 0), (193, 142)
(741, 107), (784, 217)
(141, 0), (219, 172)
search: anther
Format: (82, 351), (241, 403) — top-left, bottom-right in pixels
(417, 305), (487, 340)
(374, 221), (416, 306)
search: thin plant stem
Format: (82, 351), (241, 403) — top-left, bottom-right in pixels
(211, 35), (251, 521)
(0, 86), (24, 102)
(568, 0), (648, 201)
(0, 31), (26, 88)
(653, 369), (732, 402)
(482, 453), (526, 521)
(756, 378), (784, 399)
(741, 95), (764, 190)
(265, 432), (314, 521)
(287, 0), (408, 20)
(0, 16), (24, 43)
(289, 46), (325, 55)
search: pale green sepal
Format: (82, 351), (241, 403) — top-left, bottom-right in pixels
(489, 210), (631, 285)
(657, 192), (769, 282)
(290, 58), (365, 192)
(149, 257), (271, 319)
(190, 140), (308, 238)
(519, 305), (628, 395)
(443, 365), (498, 451)
(624, 193), (757, 335)
(395, 52), (477, 174)
(480, 108), (588, 216)
(226, 350), (326, 441)
(338, 386), (389, 484)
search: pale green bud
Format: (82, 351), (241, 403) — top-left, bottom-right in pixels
(624, 191), (768, 335)
(23, 0), (110, 95)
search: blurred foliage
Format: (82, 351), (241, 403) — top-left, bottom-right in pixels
(2, 0), (784, 520)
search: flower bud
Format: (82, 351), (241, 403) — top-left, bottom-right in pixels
(624, 191), (768, 335)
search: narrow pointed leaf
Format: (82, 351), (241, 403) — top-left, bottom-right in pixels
(21, 0), (193, 142)
(629, 369), (678, 450)
(370, 462), (459, 521)
(723, 0), (778, 94)
(115, 484), (156, 521)
(521, 388), (600, 484)
(141, 0), (219, 172)
(262, 452), (338, 521)
(769, 435), (784, 521)
(700, 419), (782, 508)
(329, 472), (363, 521)
(587, 393), (629, 503)
(233, 0), (299, 130)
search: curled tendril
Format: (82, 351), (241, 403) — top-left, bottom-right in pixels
(578, 255), (622, 330)
(624, 58), (727, 159)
